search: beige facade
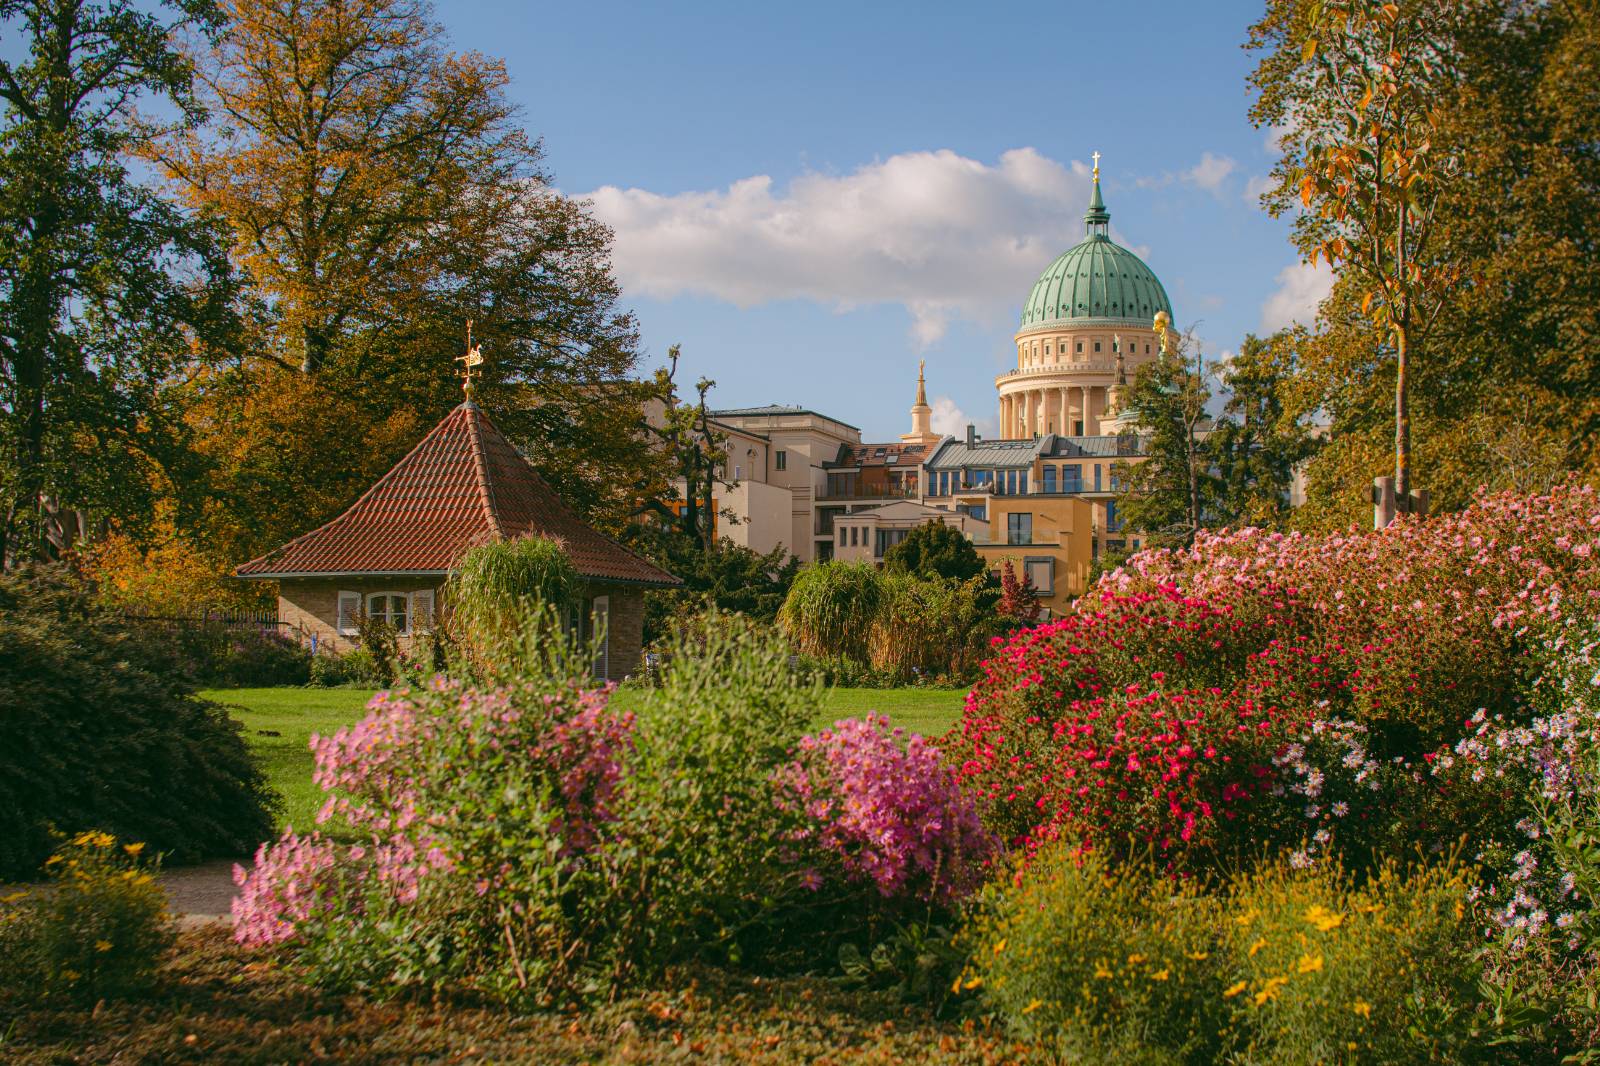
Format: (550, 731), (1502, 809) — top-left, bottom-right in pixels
(998, 325), (1159, 439)
(830, 500), (983, 564)
(277, 576), (647, 683)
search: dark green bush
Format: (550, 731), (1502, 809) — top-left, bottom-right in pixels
(161, 621), (312, 687)
(0, 567), (280, 880)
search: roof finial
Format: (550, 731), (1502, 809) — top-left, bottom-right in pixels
(456, 319), (485, 401)
(1084, 151), (1110, 235)
(915, 359), (927, 407)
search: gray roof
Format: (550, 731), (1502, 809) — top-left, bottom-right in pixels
(710, 404), (861, 430)
(925, 433), (1146, 469)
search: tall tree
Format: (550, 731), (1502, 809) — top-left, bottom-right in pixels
(1210, 331), (1317, 528)
(0, 0), (231, 567)
(147, 0), (658, 558)
(1114, 324), (1218, 546)
(1248, 0), (1475, 515)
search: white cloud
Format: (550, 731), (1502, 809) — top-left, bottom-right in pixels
(583, 148), (1094, 347)
(1259, 260), (1335, 333)
(1184, 152), (1236, 195)
(1242, 173), (1274, 204)
(930, 395), (994, 439)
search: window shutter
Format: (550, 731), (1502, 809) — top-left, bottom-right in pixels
(410, 589), (435, 632)
(336, 591), (361, 635)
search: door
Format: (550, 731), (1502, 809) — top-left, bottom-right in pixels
(590, 595), (610, 680)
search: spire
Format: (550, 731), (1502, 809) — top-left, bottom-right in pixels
(915, 359), (928, 407)
(1084, 150), (1110, 237)
(902, 359), (937, 445)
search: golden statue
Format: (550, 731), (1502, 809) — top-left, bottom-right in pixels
(1153, 310), (1173, 356)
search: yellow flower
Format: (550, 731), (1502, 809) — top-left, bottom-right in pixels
(1126, 953), (1146, 965)
(1149, 969), (1170, 981)
(1095, 966), (1113, 979)
(963, 976), (982, 990)
(123, 842), (145, 857)
(993, 938), (1007, 955)
(1248, 937), (1266, 957)
(1186, 951), (1209, 961)
(95, 940), (113, 953)
(1297, 954), (1324, 974)
(1022, 999), (1044, 1015)
(951, 975), (963, 994)
(1352, 1000), (1372, 1019)
(1223, 980), (1248, 998)
(1304, 905), (1343, 932)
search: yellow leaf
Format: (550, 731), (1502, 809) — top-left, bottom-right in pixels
(1248, 937), (1267, 957)
(1023, 999), (1044, 1015)
(1224, 980), (1248, 998)
(1297, 954), (1324, 974)
(1302, 37), (1318, 62)
(1357, 86), (1373, 112)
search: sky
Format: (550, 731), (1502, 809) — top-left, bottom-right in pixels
(442, 2), (1322, 439)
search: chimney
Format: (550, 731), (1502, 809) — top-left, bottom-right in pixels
(965, 424), (976, 447)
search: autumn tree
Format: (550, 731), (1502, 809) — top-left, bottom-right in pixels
(147, 0), (658, 559)
(0, 0), (235, 567)
(1249, 0), (1477, 519)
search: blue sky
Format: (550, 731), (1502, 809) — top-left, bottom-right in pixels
(454, 2), (1322, 439)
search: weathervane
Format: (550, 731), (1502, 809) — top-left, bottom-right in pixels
(456, 319), (485, 399)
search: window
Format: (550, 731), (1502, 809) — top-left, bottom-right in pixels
(1095, 464), (1103, 492)
(875, 528), (909, 558)
(1107, 499), (1123, 532)
(1094, 341), (1102, 352)
(775, 451), (787, 471)
(1026, 558), (1054, 595)
(1062, 463), (1083, 493)
(1019, 471), (1028, 494)
(590, 595), (610, 679)
(734, 465), (742, 480)
(1007, 512), (1032, 545)
(1041, 465), (1057, 493)
(962, 504), (987, 522)
(367, 592), (409, 634)
(1076, 341), (1083, 353)
(1073, 420), (1083, 436)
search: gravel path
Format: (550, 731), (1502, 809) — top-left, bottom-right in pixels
(2, 859), (244, 928)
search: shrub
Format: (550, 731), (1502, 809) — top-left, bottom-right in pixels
(0, 832), (173, 1004)
(307, 647), (385, 687)
(958, 845), (1226, 1065)
(234, 615), (836, 1002)
(868, 573), (992, 683)
(0, 567), (279, 880)
(161, 621), (312, 687)
(962, 849), (1499, 1065)
(1221, 859), (1485, 1064)
(778, 561), (883, 663)
(778, 713), (994, 905)
(882, 520), (987, 583)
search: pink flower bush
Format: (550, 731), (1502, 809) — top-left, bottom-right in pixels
(779, 714), (994, 903)
(232, 676), (632, 945)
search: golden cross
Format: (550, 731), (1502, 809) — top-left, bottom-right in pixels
(1092, 150), (1101, 180)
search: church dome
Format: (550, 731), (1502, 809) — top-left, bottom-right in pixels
(1020, 173), (1173, 329)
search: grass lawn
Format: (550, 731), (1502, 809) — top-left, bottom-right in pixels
(204, 684), (967, 833)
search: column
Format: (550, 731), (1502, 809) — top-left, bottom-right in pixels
(1035, 388), (1047, 436)
(1059, 386), (1070, 436)
(999, 395), (1009, 438)
(1081, 385), (1094, 435)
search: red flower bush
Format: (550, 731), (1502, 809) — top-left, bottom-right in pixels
(948, 481), (1600, 873)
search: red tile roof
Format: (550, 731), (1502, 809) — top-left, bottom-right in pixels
(236, 402), (679, 587)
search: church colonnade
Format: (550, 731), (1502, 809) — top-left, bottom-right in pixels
(998, 384), (1105, 439)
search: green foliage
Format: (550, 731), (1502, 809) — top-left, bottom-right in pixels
(778, 561), (884, 663)
(0, 832), (173, 1004)
(959, 847), (1226, 1064)
(882, 521), (986, 583)
(307, 647), (385, 688)
(446, 535), (580, 679)
(1210, 332), (1318, 529)
(1115, 328), (1220, 545)
(0, 566), (279, 879)
(607, 613), (824, 979)
(0, 0), (232, 564)
(869, 573), (993, 683)
(963, 848), (1503, 1065)
(630, 527), (799, 645)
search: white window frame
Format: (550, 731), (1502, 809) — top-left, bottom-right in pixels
(336, 590), (361, 636)
(366, 591), (411, 635)
(590, 595), (610, 679)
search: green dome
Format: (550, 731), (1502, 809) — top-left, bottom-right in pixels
(1020, 179), (1173, 329)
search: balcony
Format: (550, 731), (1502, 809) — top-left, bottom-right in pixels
(816, 483), (919, 502)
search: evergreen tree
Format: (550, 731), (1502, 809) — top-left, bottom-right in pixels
(882, 520), (987, 583)
(1114, 326), (1219, 546)
(1210, 332), (1317, 529)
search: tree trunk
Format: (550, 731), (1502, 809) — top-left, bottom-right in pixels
(1394, 322), (1411, 503)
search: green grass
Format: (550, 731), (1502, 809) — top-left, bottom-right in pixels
(204, 684), (967, 833)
